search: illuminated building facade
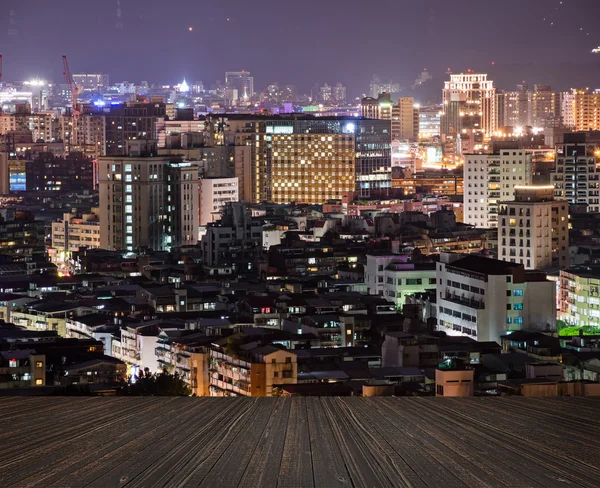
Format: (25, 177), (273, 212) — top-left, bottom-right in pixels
(498, 186), (569, 270)
(563, 89), (600, 131)
(51, 210), (101, 265)
(391, 97), (419, 142)
(559, 268), (600, 327)
(0, 112), (55, 143)
(392, 172), (463, 196)
(72, 74), (110, 92)
(222, 115), (391, 203)
(99, 141), (199, 252)
(225, 71), (254, 99)
(442, 73), (497, 137)
(418, 106), (441, 140)
(360, 93), (392, 120)
(551, 137), (600, 212)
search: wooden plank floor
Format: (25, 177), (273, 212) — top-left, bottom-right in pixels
(0, 397), (598, 487)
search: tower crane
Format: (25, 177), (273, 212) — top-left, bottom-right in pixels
(62, 55), (80, 148)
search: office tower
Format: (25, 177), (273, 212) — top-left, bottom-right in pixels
(464, 150), (532, 228)
(319, 83), (332, 102)
(332, 83), (347, 104)
(199, 177), (239, 226)
(225, 71), (254, 99)
(391, 97), (419, 141)
(551, 134), (600, 212)
(219, 114), (390, 202)
(436, 254), (556, 343)
(442, 73), (497, 137)
(562, 89), (600, 131)
(360, 93), (392, 120)
(99, 141), (198, 251)
(72, 74), (110, 92)
(498, 186), (568, 270)
(418, 105), (441, 140)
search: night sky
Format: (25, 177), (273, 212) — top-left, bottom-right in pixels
(2, 0), (599, 100)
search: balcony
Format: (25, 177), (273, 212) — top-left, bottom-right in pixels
(444, 292), (485, 310)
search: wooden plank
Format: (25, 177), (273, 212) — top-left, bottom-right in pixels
(277, 396), (314, 488)
(238, 397), (291, 488)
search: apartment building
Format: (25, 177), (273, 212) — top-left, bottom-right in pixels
(99, 141), (198, 251)
(209, 342), (297, 397)
(435, 254), (556, 343)
(559, 267), (600, 327)
(199, 177), (240, 226)
(562, 89), (600, 131)
(464, 150), (532, 227)
(382, 262), (437, 308)
(51, 209), (101, 265)
(498, 186), (569, 270)
(551, 135), (600, 212)
(0, 112), (55, 143)
(391, 97), (419, 142)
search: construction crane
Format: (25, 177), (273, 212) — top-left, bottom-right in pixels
(62, 55), (80, 148)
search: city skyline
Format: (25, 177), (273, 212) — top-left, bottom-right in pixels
(1, 0), (599, 98)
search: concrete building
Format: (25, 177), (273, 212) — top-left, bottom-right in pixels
(551, 135), (600, 213)
(435, 368), (474, 396)
(559, 267), (600, 326)
(382, 262), (437, 308)
(0, 351), (46, 388)
(498, 186), (569, 270)
(436, 254), (556, 343)
(418, 106), (441, 140)
(464, 150), (532, 228)
(199, 177), (239, 226)
(391, 97), (419, 142)
(360, 93), (392, 120)
(442, 73), (497, 137)
(0, 111), (55, 143)
(51, 209), (101, 265)
(98, 141), (198, 251)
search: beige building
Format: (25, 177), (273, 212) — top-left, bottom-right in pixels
(464, 150), (532, 228)
(435, 368), (474, 396)
(51, 209), (101, 264)
(98, 141), (198, 251)
(391, 97), (419, 142)
(499, 186), (569, 270)
(360, 93), (392, 120)
(0, 112), (55, 143)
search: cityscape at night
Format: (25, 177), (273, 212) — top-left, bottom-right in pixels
(0, 0), (599, 486)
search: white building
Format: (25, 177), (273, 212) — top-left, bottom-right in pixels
(365, 253), (410, 296)
(199, 177), (239, 226)
(383, 262), (437, 308)
(436, 253), (556, 343)
(498, 186), (569, 270)
(551, 138), (600, 213)
(464, 150), (532, 227)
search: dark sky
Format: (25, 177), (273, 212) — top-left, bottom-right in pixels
(2, 0), (599, 99)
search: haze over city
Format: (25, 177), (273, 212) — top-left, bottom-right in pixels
(2, 0), (600, 97)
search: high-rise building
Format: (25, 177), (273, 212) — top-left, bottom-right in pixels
(225, 71), (254, 99)
(530, 85), (561, 128)
(369, 75), (400, 98)
(360, 93), (392, 120)
(26, 153), (96, 192)
(319, 83), (332, 102)
(97, 101), (168, 156)
(99, 141), (199, 251)
(464, 150), (532, 228)
(72, 74), (110, 92)
(0, 111), (55, 143)
(418, 106), (442, 140)
(562, 89), (600, 131)
(435, 254), (556, 343)
(498, 186), (569, 270)
(218, 114), (391, 202)
(551, 134), (600, 212)
(442, 73), (497, 137)
(332, 82), (347, 104)
(391, 98), (419, 142)
(502, 85), (529, 129)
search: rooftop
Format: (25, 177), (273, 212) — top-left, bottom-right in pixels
(0, 397), (598, 487)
